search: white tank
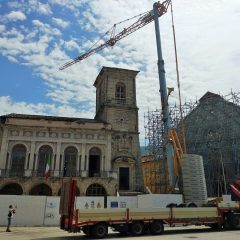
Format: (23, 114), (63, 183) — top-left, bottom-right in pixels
(181, 154), (208, 206)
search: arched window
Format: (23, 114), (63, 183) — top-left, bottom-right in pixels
(86, 183), (106, 196)
(89, 147), (101, 177)
(63, 146), (77, 177)
(10, 144), (26, 177)
(115, 82), (126, 104)
(37, 145), (53, 177)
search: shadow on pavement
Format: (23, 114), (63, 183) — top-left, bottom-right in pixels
(35, 227), (237, 240)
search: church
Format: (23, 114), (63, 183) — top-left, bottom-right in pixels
(0, 67), (144, 197)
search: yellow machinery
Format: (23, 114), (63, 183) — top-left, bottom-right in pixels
(142, 129), (184, 193)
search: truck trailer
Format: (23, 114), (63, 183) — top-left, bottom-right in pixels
(59, 179), (240, 238)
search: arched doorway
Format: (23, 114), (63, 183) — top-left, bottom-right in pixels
(0, 183), (23, 195)
(89, 147), (101, 177)
(63, 146), (77, 177)
(37, 145), (53, 177)
(86, 183), (107, 208)
(86, 183), (106, 196)
(29, 183), (52, 196)
(10, 144), (26, 177)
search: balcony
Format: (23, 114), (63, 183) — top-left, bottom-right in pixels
(77, 170), (118, 179)
(0, 169), (118, 180)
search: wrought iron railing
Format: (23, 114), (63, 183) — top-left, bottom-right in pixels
(0, 169), (118, 179)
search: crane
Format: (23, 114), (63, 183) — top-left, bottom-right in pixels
(59, 0), (171, 70)
(60, 0), (176, 190)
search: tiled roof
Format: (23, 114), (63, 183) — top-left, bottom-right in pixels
(0, 113), (107, 124)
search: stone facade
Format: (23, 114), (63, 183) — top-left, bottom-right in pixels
(183, 92), (240, 196)
(0, 67), (143, 196)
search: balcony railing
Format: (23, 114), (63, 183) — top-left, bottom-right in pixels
(0, 169), (118, 179)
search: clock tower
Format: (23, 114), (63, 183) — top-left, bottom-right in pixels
(94, 66), (143, 192)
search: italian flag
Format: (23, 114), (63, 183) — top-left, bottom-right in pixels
(44, 153), (51, 180)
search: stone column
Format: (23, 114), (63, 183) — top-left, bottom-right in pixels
(76, 146), (80, 177)
(54, 141), (61, 177)
(106, 134), (112, 171)
(34, 152), (39, 174)
(81, 143), (86, 170)
(78, 154), (81, 176)
(85, 148), (89, 171)
(24, 152), (30, 176)
(25, 141), (35, 176)
(102, 154), (105, 172)
(0, 127), (9, 171)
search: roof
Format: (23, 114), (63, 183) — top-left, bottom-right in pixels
(94, 66), (139, 86)
(0, 113), (107, 124)
(199, 91), (223, 103)
(184, 91), (240, 124)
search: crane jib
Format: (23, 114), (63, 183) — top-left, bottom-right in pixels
(59, 0), (172, 70)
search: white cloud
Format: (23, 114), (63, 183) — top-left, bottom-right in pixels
(6, 0), (52, 16)
(32, 19), (44, 27)
(7, 1), (23, 9)
(0, 25), (6, 32)
(49, 0), (86, 13)
(5, 11), (26, 21)
(7, 55), (18, 63)
(0, 31), (49, 57)
(28, 0), (52, 15)
(32, 19), (62, 36)
(63, 39), (81, 51)
(38, 2), (53, 15)
(52, 17), (69, 28)
(0, 96), (94, 119)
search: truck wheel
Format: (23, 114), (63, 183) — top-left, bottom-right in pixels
(166, 203), (178, 208)
(130, 221), (144, 236)
(149, 221), (164, 235)
(210, 223), (222, 230)
(187, 202), (198, 207)
(93, 223), (108, 238)
(82, 226), (92, 236)
(226, 212), (240, 230)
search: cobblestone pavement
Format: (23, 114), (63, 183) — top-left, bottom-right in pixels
(0, 226), (239, 240)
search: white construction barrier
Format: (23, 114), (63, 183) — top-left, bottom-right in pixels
(0, 193), (182, 226)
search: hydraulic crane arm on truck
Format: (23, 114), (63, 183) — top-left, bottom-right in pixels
(59, 179), (240, 238)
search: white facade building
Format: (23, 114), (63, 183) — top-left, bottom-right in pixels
(0, 67), (143, 199)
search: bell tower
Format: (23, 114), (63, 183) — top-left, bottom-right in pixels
(94, 66), (143, 192)
(94, 66), (139, 132)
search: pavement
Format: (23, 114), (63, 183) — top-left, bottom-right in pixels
(0, 226), (239, 240)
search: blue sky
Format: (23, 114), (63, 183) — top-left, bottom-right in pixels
(0, 0), (240, 145)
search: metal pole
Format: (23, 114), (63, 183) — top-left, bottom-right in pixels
(153, 2), (174, 187)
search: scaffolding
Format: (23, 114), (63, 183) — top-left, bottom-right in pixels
(144, 91), (240, 196)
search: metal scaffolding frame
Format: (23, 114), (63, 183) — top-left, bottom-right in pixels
(144, 91), (240, 196)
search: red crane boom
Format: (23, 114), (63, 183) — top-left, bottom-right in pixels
(59, 0), (171, 70)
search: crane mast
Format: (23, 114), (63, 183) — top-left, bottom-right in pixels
(60, 0), (175, 190)
(153, 2), (174, 187)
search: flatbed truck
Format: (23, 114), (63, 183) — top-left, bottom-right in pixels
(59, 179), (240, 238)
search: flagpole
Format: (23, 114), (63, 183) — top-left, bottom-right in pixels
(45, 153), (51, 180)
